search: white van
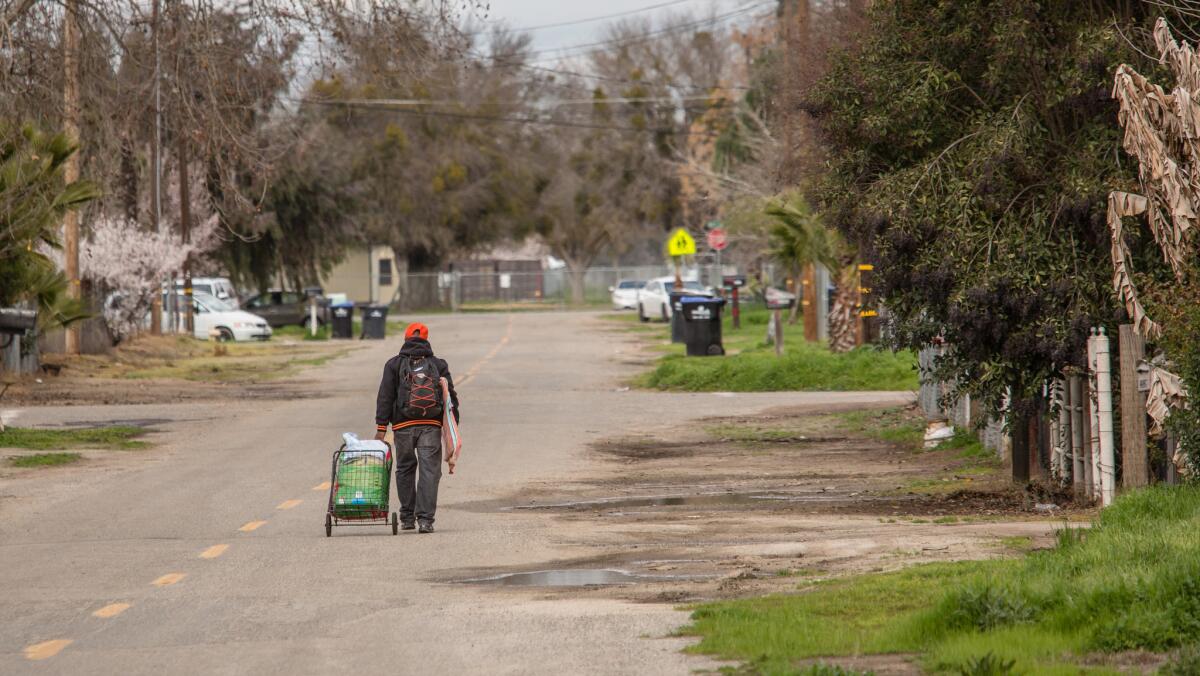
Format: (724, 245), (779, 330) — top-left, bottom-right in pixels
(172, 277), (239, 309)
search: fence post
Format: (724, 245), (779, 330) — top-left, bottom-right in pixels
(1166, 434), (1179, 485)
(1092, 328), (1116, 506)
(1068, 375), (1083, 494)
(1055, 379), (1070, 482)
(1011, 400), (1030, 483)
(1118, 324), (1148, 488)
(773, 308), (784, 356)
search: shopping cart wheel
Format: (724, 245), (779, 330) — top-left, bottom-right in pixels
(325, 513), (332, 538)
(391, 512), (398, 535)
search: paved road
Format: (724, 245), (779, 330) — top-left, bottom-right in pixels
(0, 312), (912, 675)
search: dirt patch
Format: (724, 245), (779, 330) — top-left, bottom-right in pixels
(3, 335), (354, 406)
(5, 378), (326, 406)
(452, 404), (1092, 606)
(592, 437), (702, 461)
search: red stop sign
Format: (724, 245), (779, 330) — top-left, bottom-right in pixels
(707, 228), (728, 251)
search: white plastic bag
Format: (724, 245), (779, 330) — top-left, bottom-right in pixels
(341, 432), (390, 460)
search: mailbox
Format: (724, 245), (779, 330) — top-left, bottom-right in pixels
(1137, 361), (1152, 393)
(723, 275), (747, 288)
(0, 308), (37, 335)
(764, 287), (796, 310)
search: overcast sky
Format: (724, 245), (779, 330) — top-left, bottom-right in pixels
(472, 0), (748, 58)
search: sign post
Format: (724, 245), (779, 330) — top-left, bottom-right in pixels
(706, 225), (727, 292)
(666, 227), (696, 290)
(723, 275), (746, 330)
(764, 287), (796, 356)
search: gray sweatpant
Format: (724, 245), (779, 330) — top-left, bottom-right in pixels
(393, 425), (442, 525)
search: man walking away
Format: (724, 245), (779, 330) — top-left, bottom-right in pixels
(374, 322), (460, 533)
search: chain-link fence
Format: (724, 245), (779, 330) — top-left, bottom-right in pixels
(389, 265), (720, 311)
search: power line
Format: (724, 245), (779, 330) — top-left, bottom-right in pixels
(470, 0), (702, 35)
(526, 2), (771, 63)
(302, 95), (726, 107)
(483, 59), (751, 92)
(301, 98), (727, 136)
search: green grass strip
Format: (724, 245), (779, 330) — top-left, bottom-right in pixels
(623, 307), (918, 392)
(10, 452), (82, 468)
(0, 425), (149, 450)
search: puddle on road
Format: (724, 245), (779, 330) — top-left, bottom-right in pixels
(509, 490), (852, 511)
(460, 569), (650, 587)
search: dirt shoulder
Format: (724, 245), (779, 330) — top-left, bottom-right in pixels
(3, 334), (360, 406)
(448, 402), (1091, 608)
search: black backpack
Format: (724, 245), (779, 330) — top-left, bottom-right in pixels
(396, 356), (443, 420)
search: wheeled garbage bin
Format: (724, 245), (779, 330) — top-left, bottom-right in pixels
(680, 296), (726, 356)
(331, 302), (354, 339)
(360, 305), (388, 339)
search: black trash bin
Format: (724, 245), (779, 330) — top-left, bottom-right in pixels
(360, 305), (388, 340)
(330, 302), (354, 339)
(680, 296), (726, 356)
(669, 291), (688, 343)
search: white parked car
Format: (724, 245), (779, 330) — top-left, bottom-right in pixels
(162, 292), (272, 341)
(609, 279), (646, 310)
(636, 277), (715, 322)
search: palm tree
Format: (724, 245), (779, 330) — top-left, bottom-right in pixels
(764, 194), (836, 325)
(0, 121), (99, 329)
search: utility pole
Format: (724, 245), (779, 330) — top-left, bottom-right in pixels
(149, 0), (164, 335)
(62, 0), (81, 354)
(780, 0), (807, 175)
(178, 135), (193, 335)
(174, 0), (193, 335)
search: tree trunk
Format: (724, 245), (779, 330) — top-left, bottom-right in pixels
(567, 263), (586, 306)
(828, 264), (858, 353)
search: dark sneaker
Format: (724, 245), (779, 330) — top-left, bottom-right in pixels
(418, 522), (434, 534)
(400, 521), (416, 531)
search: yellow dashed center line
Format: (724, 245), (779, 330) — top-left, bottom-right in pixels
(92, 602), (130, 619)
(199, 544), (229, 559)
(312, 481), (331, 491)
(24, 639), (72, 660)
(277, 499), (302, 510)
(151, 573), (186, 587)
(239, 520), (267, 532)
(458, 317), (513, 387)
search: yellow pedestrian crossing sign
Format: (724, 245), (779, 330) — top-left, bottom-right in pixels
(666, 228), (696, 257)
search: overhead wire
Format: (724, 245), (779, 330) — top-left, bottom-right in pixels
(467, 0), (702, 35)
(301, 94), (725, 107)
(301, 97), (733, 138)
(524, 1), (771, 63)
(467, 2), (764, 92)
(479, 59), (751, 92)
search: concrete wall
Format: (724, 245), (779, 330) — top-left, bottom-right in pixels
(321, 245), (396, 304)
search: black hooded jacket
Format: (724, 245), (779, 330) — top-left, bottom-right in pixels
(375, 337), (460, 432)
